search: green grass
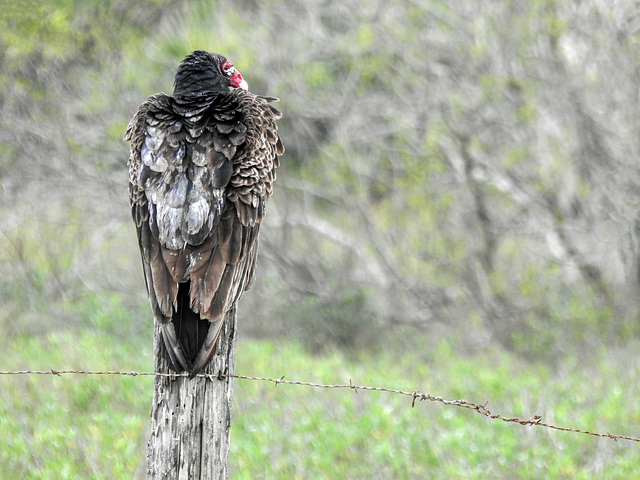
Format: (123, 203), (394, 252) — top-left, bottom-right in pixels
(231, 342), (640, 479)
(1, 307), (640, 479)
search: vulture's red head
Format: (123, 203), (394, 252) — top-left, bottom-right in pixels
(173, 50), (248, 98)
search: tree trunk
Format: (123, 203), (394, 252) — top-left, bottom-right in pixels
(146, 307), (237, 480)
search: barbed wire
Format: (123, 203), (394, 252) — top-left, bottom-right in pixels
(1, 368), (638, 443)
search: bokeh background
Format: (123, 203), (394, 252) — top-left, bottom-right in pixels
(2, 1), (640, 478)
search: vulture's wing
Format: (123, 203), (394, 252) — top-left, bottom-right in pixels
(125, 90), (283, 375)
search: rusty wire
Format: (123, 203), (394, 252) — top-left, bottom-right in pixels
(0, 368), (638, 443)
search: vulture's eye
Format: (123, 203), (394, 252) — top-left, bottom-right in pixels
(222, 62), (235, 77)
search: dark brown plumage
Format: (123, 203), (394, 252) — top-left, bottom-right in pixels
(125, 51), (283, 376)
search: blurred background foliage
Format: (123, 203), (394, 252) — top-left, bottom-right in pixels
(2, 0), (640, 476)
(2, 0), (639, 360)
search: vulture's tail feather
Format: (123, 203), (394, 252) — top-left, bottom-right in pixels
(161, 281), (213, 376)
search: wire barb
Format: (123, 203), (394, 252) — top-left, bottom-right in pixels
(1, 368), (638, 443)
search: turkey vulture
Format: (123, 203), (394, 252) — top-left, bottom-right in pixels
(125, 51), (283, 376)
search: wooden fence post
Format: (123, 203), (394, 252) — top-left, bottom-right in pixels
(146, 307), (237, 480)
